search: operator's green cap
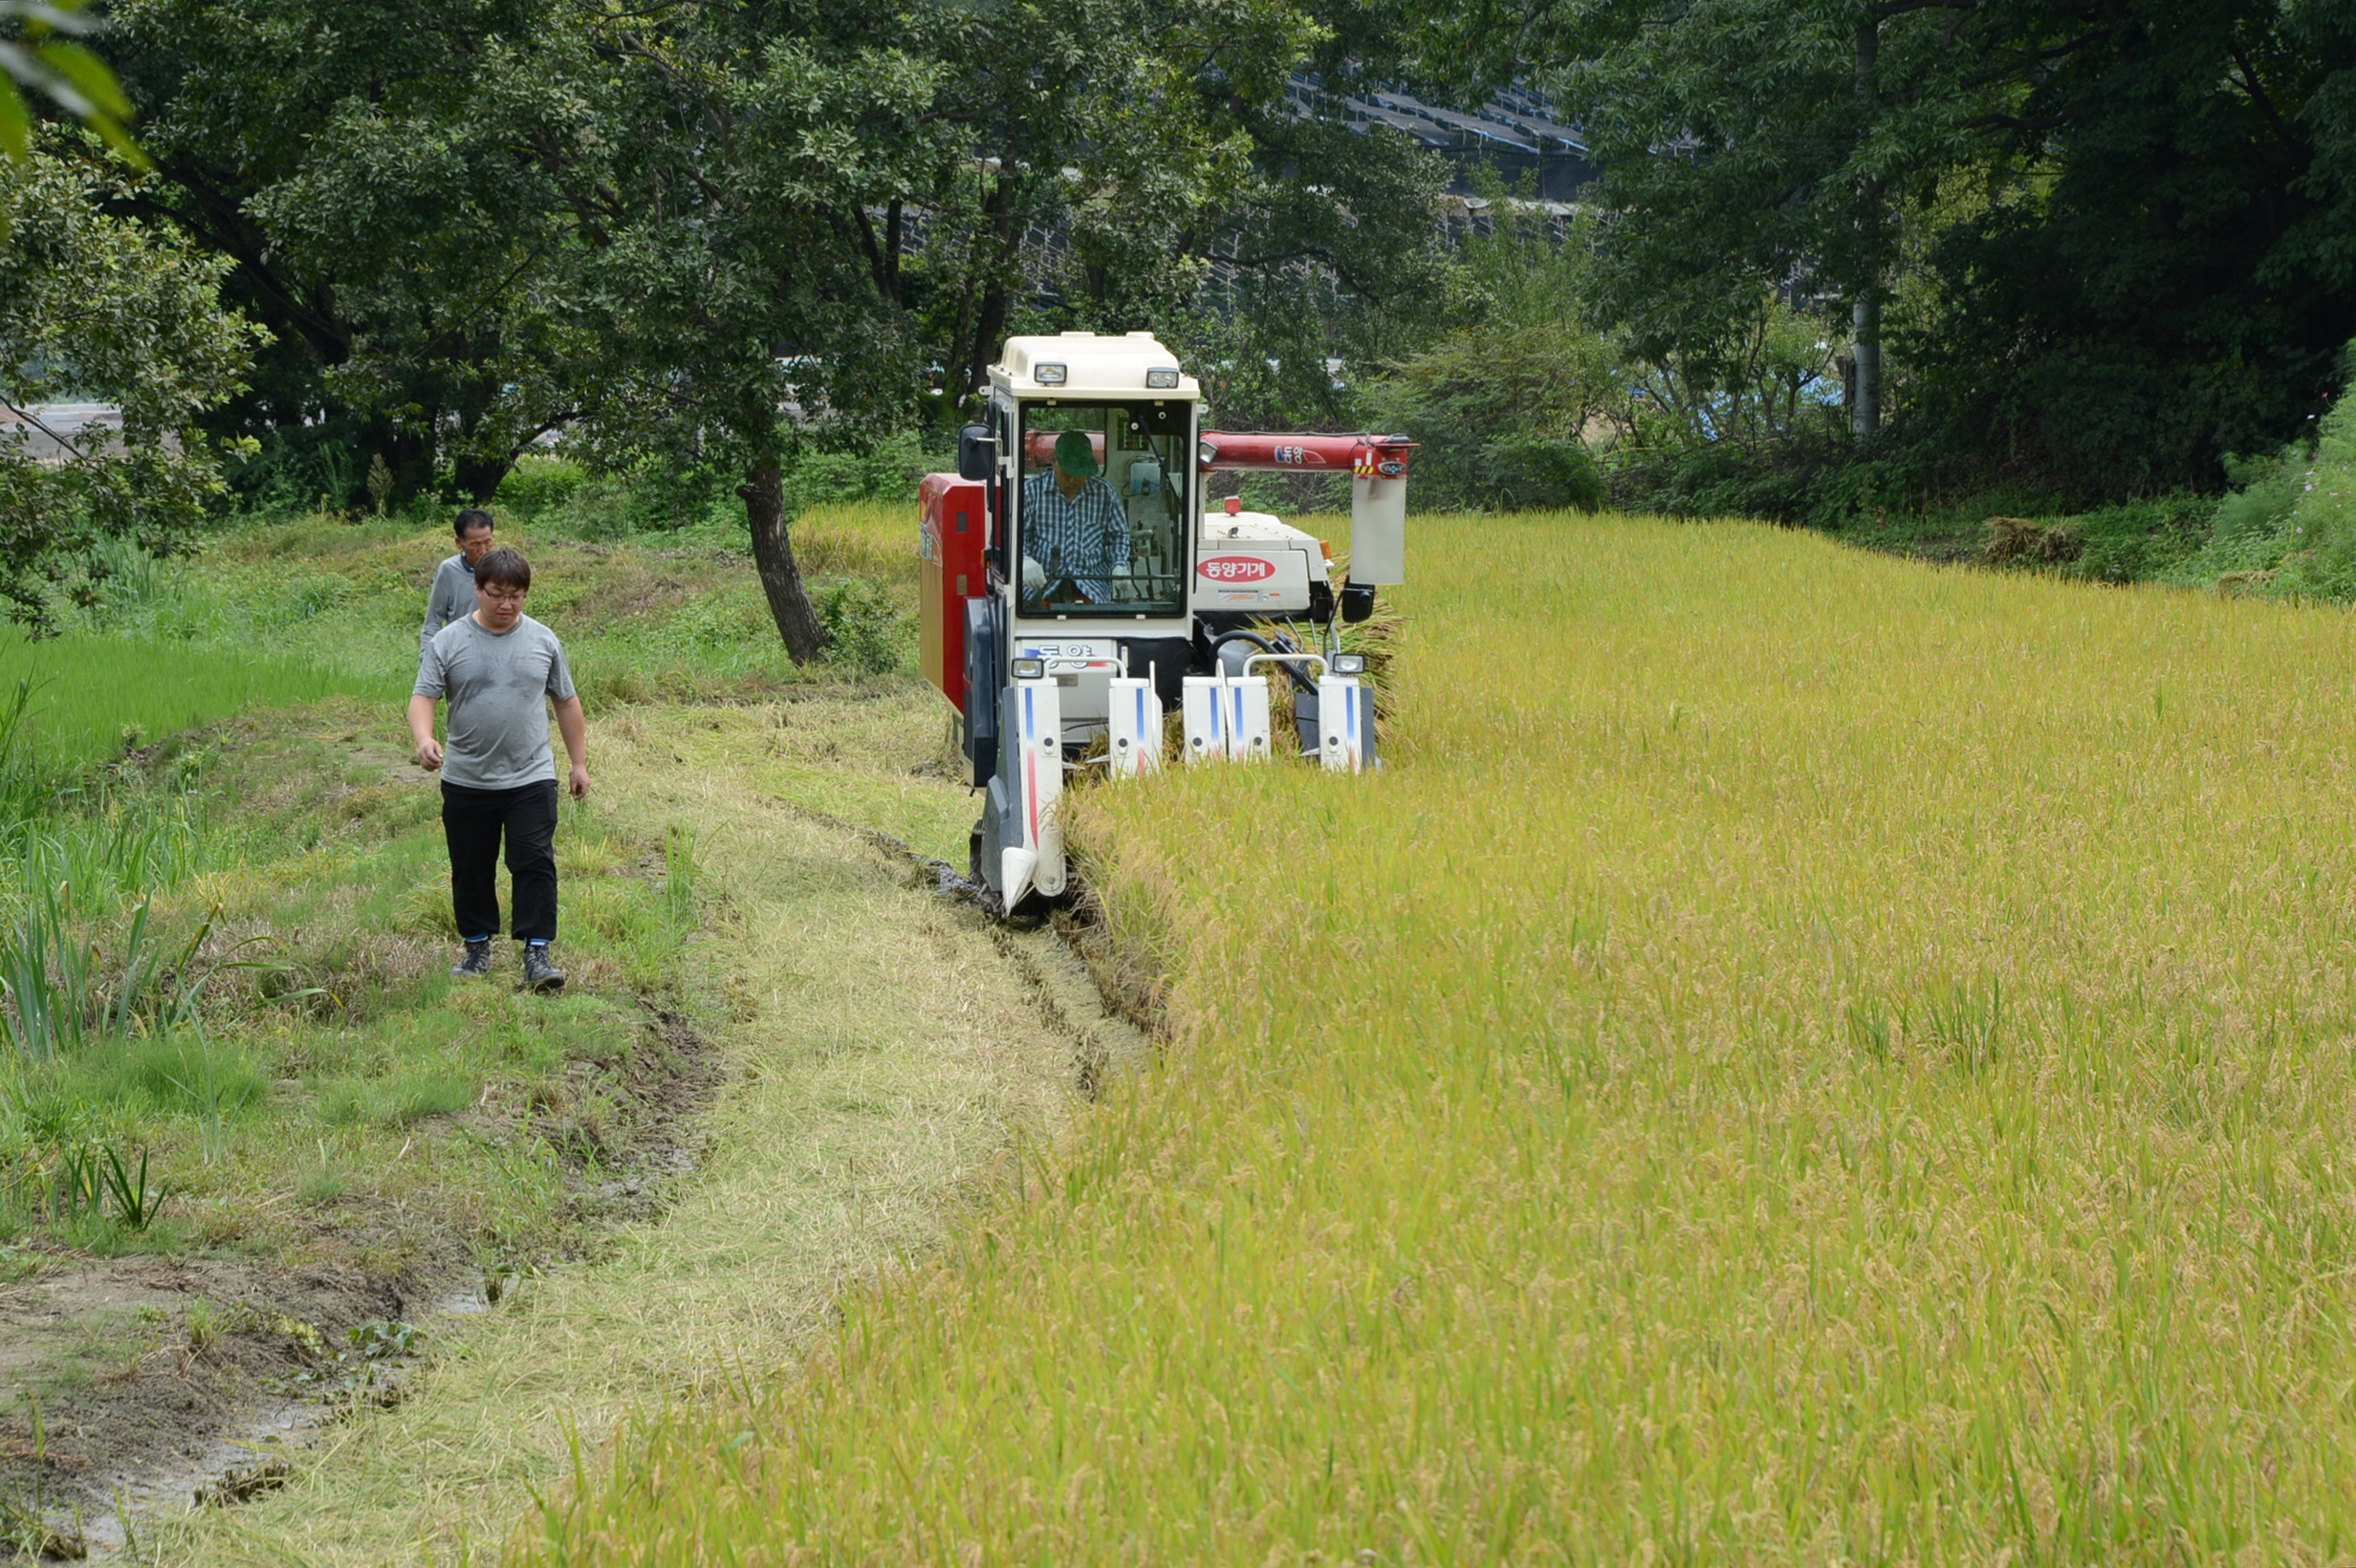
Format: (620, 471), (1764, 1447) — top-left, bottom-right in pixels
(1053, 429), (1100, 478)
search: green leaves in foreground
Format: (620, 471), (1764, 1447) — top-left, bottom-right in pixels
(0, 151), (260, 625)
(0, 0), (142, 166)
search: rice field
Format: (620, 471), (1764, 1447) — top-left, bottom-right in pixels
(515, 511), (2356, 1562)
(0, 631), (366, 769)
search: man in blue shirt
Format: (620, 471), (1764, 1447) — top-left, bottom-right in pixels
(1021, 428), (1128, 603)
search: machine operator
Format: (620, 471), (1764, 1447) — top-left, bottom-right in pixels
(1020, 428), (1128, 603)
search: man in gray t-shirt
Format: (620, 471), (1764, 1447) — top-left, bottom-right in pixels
(408, 547), (589, 992)
(421, 509), (497, 658)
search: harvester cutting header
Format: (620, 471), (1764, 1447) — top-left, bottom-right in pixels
(918, 331), (1412, 915)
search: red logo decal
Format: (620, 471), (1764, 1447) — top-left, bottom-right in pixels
(1197, 555), (1277, 583)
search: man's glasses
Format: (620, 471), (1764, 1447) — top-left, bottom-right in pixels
(481, 588), (527, 605)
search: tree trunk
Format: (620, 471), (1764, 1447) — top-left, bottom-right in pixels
(741, 459), (829, 664)
(1851, 294), (1881, 441)
(455, 452), (512, 505)
(1851, 18), (1885, 444)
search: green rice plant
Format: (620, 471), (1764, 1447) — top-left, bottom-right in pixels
(0, 632), (367, 773)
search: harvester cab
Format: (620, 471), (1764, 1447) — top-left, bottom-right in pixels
(917, 330), (1411, 915)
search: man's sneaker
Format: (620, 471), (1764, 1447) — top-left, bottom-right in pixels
(450, 939), (493, 978)
(521, 945), (565, 994)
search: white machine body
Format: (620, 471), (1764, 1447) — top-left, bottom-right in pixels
(1106, 676), (1161, 779)
(1318, 675), (1372, 772)
(1177, 670), (1314, 766)
(1001, 673), (1065, 909)
(1191, 511), (1326, 616)
(953, 330), (1402, 915)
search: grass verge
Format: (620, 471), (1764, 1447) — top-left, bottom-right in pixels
(146, 693), (1117, 1564)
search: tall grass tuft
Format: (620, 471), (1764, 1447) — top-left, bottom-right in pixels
(662, 823), (700, 928)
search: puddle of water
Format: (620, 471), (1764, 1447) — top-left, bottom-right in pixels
(76, 1284), (492, 1557)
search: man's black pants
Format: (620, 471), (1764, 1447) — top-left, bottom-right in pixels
(442, 780), (559, 943)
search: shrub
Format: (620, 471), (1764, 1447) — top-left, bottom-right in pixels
(495, 455), (591, 515)
(1361, 319), (1616, 513)
(816, 579), (905, 675)
(1366, 317), (1621, 512)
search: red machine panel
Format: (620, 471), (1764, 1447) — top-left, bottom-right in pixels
(918, 473), (988, 713)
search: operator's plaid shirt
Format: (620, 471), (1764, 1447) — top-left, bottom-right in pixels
(1020, 470), (1129, 602)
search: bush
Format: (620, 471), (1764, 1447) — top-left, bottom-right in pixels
(816, 578), (905, 675)
(495, 455), (590, 515)
(2137, 341), (2356, 597)
(1361, 320), (1615, 513)
(784, 431), (931, 510)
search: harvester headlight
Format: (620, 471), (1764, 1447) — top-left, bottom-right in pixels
(1145, 366), (1180, 389)
(1033, 361), (1067, 385)
(1011, 657), (1046, 681)
(1330, 653), (1367, 675)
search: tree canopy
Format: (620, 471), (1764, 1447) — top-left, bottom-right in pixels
(2, 0), (2347, 643)
(0, 148), (258, 624)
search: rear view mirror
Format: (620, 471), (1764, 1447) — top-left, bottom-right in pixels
(958, 425), (997, 482)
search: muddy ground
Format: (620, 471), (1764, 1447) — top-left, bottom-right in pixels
(0, 964), (726, 1557)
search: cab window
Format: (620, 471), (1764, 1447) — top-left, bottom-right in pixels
(1015, 402), (1189, 618)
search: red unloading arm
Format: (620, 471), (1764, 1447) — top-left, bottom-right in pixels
(1014, 430), (1415, 477)
(1200, 433), (1413, 587)
(1194, 432), (1414, 478)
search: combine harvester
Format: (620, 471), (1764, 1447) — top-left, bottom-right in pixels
(918, 331), (1411, 915)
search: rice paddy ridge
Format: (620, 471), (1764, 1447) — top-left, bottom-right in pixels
(516, 512), (2356, 1562)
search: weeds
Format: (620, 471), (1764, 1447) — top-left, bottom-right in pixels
(816, 578), (906, 675)
(184, 1295), (222, 1355)
(157, 1040), (246, 1166)
(98, 1145), (169, 1230)
(663, 824), (700, 926)
(26, 1141), (170, 1231)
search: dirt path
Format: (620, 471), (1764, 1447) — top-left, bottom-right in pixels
(142, 697), (1144, 1564)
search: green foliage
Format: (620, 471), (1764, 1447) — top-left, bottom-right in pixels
(2239, 383), (2356, 599)
(1363, 322), (1608, 512)
(0, 0), (142, 165)
(114, 0), (598, 507)
(1357, 199), (1616, 512)
(816, 579), (906, 676)
(33, 1140), (169, 1230)
(1377, 0), (2356, 508)
(0, 149), (262, 624)
(493, 455), (589, 518)
(1896, 1), (2356, 494)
